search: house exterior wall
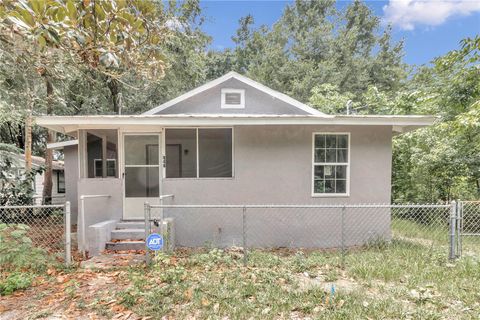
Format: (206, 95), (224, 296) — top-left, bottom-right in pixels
(33, 170), (65, 205)
(64, 145), (79, 221)
(161, 125), (392, 247)
(73, 124), (393, 249)
(76, 178), (123, 250)
(155, 78), (310, 115)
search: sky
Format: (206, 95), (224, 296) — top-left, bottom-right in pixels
(200, 0), (480, 66)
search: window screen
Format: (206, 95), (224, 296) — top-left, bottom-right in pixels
(199, 128), (232, 178)
(165, 129), (197, 178)
(313, 134), (349, 194)
(165, 128), (233, 178)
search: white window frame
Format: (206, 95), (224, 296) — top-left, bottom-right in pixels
(311, 132), (350, 197)
(221, 89), (245, 109)
(163, 127), (235, 180)
(94, 158), (117, 178)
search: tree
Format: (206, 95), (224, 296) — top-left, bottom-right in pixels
(392, 37), (480, 202)
(209, 0), (406, 105)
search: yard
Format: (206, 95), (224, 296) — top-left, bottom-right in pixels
(2, 234), (480, 319)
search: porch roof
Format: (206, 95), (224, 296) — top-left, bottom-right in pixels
(36, 113), (437, 136)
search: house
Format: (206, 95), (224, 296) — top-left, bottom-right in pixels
(7, 154), (65, 205)
(36, 71), (435, 254)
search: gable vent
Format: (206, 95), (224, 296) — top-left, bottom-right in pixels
(225, 92), (241, 105)
(221, 89), (245, 109)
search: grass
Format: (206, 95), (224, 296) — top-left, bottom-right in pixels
(118, 241), (480, 319)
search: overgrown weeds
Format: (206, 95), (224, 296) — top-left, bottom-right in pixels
(118, 244), (480, 319)
(0, 223), (59, 295)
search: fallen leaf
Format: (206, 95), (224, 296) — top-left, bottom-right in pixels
(201, 297), (210, 306)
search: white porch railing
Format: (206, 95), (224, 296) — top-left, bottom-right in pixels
(79, 194), (111, 258)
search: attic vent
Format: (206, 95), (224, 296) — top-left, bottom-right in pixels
(221, 89), (245, 109)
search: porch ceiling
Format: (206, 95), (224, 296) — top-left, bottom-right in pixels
(35, 114), (437, 136)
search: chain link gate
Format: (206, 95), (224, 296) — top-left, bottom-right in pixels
(457, 201), (480, 258)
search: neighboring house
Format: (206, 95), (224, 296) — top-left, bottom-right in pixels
(11, 154), (65, 205)
(37, 71), (435, 253)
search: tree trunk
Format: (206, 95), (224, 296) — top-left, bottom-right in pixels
(24, 112), (32, 173)
(42, 73), (54, 205)
(106, 77), (123, 114)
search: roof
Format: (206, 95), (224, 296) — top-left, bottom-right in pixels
(12, 154), (64, 171)
(36, 114), (437, 135)
(143, 71), (325, 116)
(47, 140), (79, 149)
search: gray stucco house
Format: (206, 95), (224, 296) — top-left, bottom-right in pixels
(37, 71), (434, 254)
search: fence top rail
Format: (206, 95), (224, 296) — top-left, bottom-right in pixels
(0, 204), (65, 209)
(148, 203), (451, 209)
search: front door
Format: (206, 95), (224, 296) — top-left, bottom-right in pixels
(123, 134), (161, 219)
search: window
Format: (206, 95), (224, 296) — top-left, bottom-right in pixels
(57, 171), (65, 193)
(221, 89), (245, 109)
(165, 128), (233, 178)
(312, 133), (349, 196)
(84, 129), (118, 178)
(94, 159), (117, 177)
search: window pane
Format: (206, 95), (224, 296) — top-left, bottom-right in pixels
(57, 172), (65, 193)
(314, 165), (324, 179)
(337, 149), (348, 163)
(336, 180), (346, 193)
(337, 135), (348, 148)
(199, 128), (233, 178)
(125, 167), (159, 197)
(125, 135), (159, 166)
(314, 180), (325, 193)
(315, 135), (325, 148)
(325, 180), (335, 193)
(166, 129), (197, 178)
(335, 165), (347, 179)
(326, 135), (337, 148)
(326, 149), (336, 162)
(314, 149), (325, 163)
(324, 165), (335, 179)
(107, 160), (116, 177)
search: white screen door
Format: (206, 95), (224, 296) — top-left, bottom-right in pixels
(123, 134), (161, 219)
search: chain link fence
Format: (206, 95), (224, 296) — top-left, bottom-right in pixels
(459, 201), (480, 257)
(0, 202), (72, 265)
(146, 203), (460, 265)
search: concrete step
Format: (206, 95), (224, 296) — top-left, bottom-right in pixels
(111, 228), (145, 240)
(116, 222), (146, 229)
(106, 241), (145, 251)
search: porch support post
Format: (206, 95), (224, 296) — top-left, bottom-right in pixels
(102, 135), (107, 178)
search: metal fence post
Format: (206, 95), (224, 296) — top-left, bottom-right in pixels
(79, 196), (86, 259)
(341, 205), (346, 268)
(449, 200), (457, 260)
(64, 201), (71, 266)
(144, 202), (151, 265)
(242, 206), (248, 266)
(456, 201), (463, 258)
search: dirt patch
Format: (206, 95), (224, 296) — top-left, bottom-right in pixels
(0, 254), (145, 320)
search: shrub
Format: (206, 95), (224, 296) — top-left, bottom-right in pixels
(0, 223), (52, 273)
(0, 272), (35, 295)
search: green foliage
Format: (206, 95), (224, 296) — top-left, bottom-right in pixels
(0, 143), (42, 206)
(209, 0), (406, 104)
(0, 223), (56, 295)
(0, 271), (35, 295)
(0, 224), (51, 273)
(392, 37), (480, 202)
